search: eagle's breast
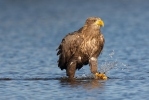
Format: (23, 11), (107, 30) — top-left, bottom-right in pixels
(80, 35), (101, 57)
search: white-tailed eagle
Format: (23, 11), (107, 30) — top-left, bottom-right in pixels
(57, 17), (107, 79)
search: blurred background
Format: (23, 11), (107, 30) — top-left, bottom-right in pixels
(0, 0), (149, 100)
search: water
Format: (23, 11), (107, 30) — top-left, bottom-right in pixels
(0, 0), (149, 100)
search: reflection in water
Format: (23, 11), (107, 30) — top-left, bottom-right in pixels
(59, 78), (105, 90)
(83, 80), (104, 90)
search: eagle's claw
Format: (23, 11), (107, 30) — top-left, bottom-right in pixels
(95, 73), (108, 80)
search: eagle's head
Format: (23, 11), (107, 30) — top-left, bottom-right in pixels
(85, 17), (104, 29)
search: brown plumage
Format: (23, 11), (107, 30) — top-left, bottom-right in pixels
(57, 17), (105, 79)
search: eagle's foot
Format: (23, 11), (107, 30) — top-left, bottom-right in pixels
(94, 73), (108, 80)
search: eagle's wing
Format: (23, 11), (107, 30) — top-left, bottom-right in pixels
(57, 31), (83, 70)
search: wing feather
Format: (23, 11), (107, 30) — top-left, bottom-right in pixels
(57, 32), (83, 70)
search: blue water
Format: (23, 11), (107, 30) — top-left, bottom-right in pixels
(0, 0), (149, 100)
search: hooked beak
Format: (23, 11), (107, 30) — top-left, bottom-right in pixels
(96, 19), (104, 27)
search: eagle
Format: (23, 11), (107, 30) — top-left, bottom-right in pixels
(57, 17), (105, 79)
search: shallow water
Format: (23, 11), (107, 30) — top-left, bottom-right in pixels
(0, 0), (149, 100)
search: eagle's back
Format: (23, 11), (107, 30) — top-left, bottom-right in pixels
(57, 31), (83, 70)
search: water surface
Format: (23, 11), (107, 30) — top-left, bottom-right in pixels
(0, 0), (149, 100)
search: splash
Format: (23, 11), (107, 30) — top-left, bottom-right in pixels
(99, 61), (118, 73)
(99, 50), (129, 73)
(77, 50), (129, 79)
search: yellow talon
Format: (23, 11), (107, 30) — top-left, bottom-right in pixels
(95, 73), (108, 80)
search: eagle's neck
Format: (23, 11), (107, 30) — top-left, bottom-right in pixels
(81, 26), (101, 38)
(79, 26), (102, 57)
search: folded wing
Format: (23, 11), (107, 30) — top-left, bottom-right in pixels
(57, 32), (83, 70)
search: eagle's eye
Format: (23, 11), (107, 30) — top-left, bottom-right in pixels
(93, 20), (96, 22)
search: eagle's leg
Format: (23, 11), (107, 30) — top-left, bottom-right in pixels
(89, 57), (98, 77)
(66, 60), (76, 79)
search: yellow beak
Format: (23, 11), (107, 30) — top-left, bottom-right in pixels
(96, 19), (104, 27)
